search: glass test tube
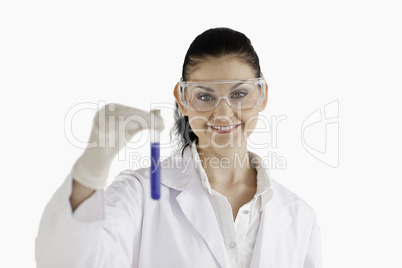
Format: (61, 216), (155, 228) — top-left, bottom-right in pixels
(150, 109), (161, 200)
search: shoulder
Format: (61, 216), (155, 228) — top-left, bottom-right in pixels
(268, 177), (320, 237)
(111, 148), (185, 183)
(270, 177), (316, 217)
(109, 147), (195, 192)
(249, 150), (315, 215)
(110, 167), (150, 192)
(104, 167), (149, 199)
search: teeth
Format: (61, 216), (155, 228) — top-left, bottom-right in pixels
(211, 125), (238, 130)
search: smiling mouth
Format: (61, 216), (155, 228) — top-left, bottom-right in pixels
(207, 123), (241, 133)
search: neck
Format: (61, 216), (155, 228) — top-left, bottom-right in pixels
(195, 142), (256, 187)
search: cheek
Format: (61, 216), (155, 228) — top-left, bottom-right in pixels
(241, 111), (260, 136)
(187, 113), (209, 132)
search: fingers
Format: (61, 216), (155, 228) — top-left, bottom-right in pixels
(74, 103), (166, 190)
(94, 103), (165, 136)
(150, 109), (166, 132)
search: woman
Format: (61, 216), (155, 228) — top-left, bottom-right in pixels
(36, 27), (322, 268)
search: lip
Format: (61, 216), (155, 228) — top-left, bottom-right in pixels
(207, 123), (241, 134)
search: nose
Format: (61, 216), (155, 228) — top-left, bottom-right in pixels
(212, 97), (234, 117)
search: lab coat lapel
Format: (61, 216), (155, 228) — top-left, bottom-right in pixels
(162, 147), (230, 268)
(176, 174), (229, 268)
(249, 197), (292, 268)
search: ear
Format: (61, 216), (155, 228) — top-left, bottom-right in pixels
(173, 82), (189, 116)
(258, 82), (269, 112)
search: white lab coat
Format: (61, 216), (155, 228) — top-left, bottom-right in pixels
(35, 146), (322, 268)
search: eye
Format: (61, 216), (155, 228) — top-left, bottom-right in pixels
(231, 91), (247, 98)
(197, 93), (215, 101)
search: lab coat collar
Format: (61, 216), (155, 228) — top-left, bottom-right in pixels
(160, 145), (293, 268)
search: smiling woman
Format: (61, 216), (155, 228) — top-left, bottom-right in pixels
(35, 27), (322, 268)
(174, 57), (267, 151)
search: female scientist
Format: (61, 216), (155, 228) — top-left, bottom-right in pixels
(35, 27), (322, 268)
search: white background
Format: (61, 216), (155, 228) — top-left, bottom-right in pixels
(1, 0), (401, 267)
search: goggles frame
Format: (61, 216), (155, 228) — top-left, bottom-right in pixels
(178, 74), (267, 112)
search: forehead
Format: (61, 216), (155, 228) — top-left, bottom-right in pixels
(188, 56), (256, 82)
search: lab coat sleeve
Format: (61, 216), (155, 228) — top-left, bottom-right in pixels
(35, 170), (144, 268)
(303, 210), (323, 268)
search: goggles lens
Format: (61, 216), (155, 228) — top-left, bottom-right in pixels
(179, 77), (266, 112)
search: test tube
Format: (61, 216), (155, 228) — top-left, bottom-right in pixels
(150, 109), (161, 200)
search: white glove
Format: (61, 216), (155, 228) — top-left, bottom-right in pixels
(72, 103), (165, 190)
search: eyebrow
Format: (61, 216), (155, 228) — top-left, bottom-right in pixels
(194, 82), (244, 92)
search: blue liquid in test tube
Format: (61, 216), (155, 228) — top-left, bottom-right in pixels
(150, 109), (161, 200)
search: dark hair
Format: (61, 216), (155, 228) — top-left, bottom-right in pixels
(170, 27), (262, 154)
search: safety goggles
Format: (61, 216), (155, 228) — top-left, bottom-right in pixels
(178, 75), (266, 112)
